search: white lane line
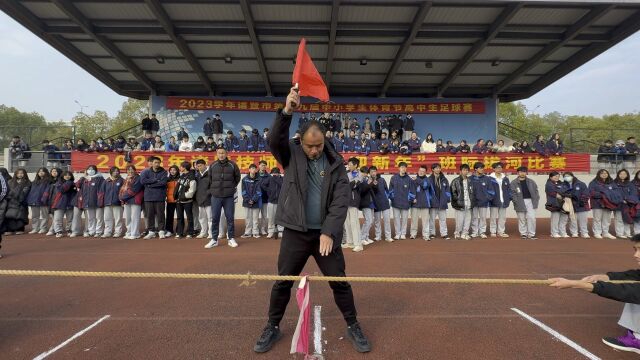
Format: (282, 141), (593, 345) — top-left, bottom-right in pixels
(33, 315), (111, 360)
(313, 305), (323, 356)
(511, 308), (600, 360)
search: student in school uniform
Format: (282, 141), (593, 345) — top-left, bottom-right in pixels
(119, 165), (144, 239)
(358, 166), (376, 247)
(389, 162), (415, 240)
(27, 167), (51, 234)
(49, 171), (76, 238)
(241, 164), (262, 241)
(410, 165), (432, 240)
(470, 162), (494, 238)
(342, 157), (363, 252)
(369, 166), (392, 242)
(100, 166), (125, 238)
(428, 163), (451, 240)
(488, 162), (511, 238)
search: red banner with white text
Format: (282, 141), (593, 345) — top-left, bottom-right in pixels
(165, 97), (486, 114)
(71, 151), (590, 174)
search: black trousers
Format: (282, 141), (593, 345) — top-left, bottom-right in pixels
(268, 228), (358, 327)
(165, 202), (176, 233)
(144, 201), (165, 232)
(175, 202), (194, 236)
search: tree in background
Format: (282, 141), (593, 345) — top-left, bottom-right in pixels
(0, 105), (73, 149)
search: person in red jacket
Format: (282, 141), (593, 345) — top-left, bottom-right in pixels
(549, 234), (640, 355)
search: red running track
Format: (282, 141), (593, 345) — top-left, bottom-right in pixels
(0, 219), (637, 359)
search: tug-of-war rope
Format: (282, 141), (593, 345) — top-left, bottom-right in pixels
(0, 269), (636, 285)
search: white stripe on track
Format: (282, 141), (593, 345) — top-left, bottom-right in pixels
(511, 308), (600, 360)
(33, 315), (110, 360)
(313, 305), (323, 356)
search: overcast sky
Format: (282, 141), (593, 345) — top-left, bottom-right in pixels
(1, 11), (639, 121)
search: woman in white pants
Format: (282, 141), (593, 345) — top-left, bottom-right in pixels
(101, 166), (125, 238)
(588, 169), (616, 239)
(545, 172), (569, 238)
(562, 172), (590, 238)
(119, 165), (143, 239)
(50, 171), (76, 237)
(613, 169), (637, 239)
(71, 165), (105, 237)
(26, 167), (51, 234)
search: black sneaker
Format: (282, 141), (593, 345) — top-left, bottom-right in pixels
(521, 235), (527, 239)
(346, 322), (371, 353)
(254, 324), (282, 353)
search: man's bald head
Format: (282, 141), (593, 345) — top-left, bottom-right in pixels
(300, 120), (325, 160)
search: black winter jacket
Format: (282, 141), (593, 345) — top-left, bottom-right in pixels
(268, 109), (349, 248)
(593, 269), (640, 304)
(207, 159), (240, 199)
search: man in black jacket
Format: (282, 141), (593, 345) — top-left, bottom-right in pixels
(150, 114), (160, 137)
(549, 235), (640, 355)
(203, 117), (214, 138)
(205, 148), (241, 248)
(212, 114), (224, 143)
(254, 86), (371, 354)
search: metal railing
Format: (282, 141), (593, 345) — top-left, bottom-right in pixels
(497, 121), (578, 153)
(0, 125), (75, 149)
(569, 127), (639, 154)
(7, 150), (72, 173)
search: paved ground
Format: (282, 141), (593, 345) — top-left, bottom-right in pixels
(0, 219), (638, 359)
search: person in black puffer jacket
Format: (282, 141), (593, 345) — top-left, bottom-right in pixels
(206, 148), (241, 247)
(4, 168), (31, 235)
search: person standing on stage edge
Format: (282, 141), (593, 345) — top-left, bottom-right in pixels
(254, 86), (371, 353)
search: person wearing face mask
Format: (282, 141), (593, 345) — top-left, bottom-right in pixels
(100, 167), (125, 238)
(545, 171), (570, 238)
(563, 172), (590, 238)
(119, 165), (144, 239)
(71, 165), (105, 238)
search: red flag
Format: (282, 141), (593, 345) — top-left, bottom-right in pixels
(293, 38), (329, 102)
(290, 276), (311, 356)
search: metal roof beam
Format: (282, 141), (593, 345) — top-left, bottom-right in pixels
(325, 0), (340, 89)
(493, 4), (614, 95)
(50, 0), (155, 92)
(143, 0), (215, 95)
(378, 1), (432, 97)
(517, 9), (640, 102)
(0, 0), (138, 98)
(239, 0), (272, 96)
(437, 3), (522, 97)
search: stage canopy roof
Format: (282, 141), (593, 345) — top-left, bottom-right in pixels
(3, 0), (640, 100)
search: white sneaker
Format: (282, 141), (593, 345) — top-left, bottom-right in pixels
(385, 238), (394, 242)
(260, 230), (268, 236)
(228, 239), (238, 248)
(164, 232), (172, 237)
(341, 243), (354, 249)
(480, 234), (487, 239)
(499, 233), (509, 238)
(143, 232), (156, 239)
(186, 235), (192, 239)
(101, 234), (111, 238)
(278, 232), (283, 238)
(196, 233), (206, 239)
(113, 233), (122, 238)
(252, 234), (260, 238)
(409, 235), (416, 239)
(393, 235), (400, 240)
(241, 233), (251, 238)
(175, 234), (181, 239)
(46, 231), (55, 236)
(352, 245), (364, 252)
(69, 233), (79, 238)
(266, 233), (274, 239)
(28, 229), (38, 234)
(562, 234), (570, 238)
(362, 239), (374, 245)
(55, 233), (64, 238)
(400, 235), (406, 240)
(571, 234), (579, 238)
(604, 234), (616, 239)
(15, 232), (24, 235)
(594, 234), (603, 239)
(38, 229), (47, 234)
(204, 239), (219, 249)
(581, 234), (591, 239)
(83, 232), (90, 238)
(158, 231), (166, 239)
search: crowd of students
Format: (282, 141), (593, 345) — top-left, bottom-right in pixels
(3, 157), (640, 255)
